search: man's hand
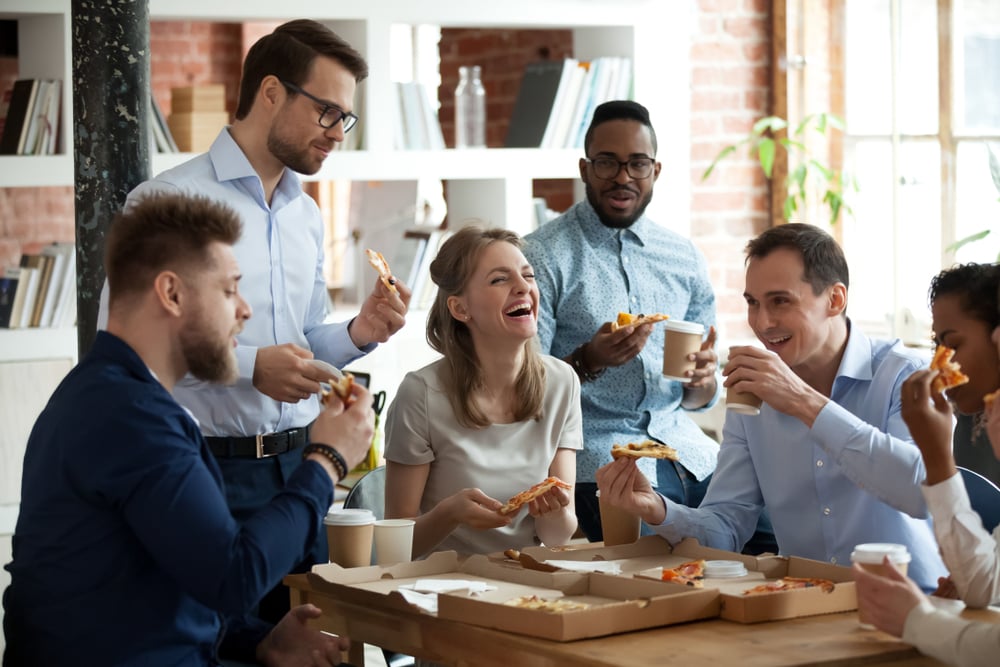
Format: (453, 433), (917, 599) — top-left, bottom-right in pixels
(723, 345), (828, 427)
(310, 383), (375, 473)
(583, 321), (655, 372)
(349, 277), (411, 348)
(255, 603), (348, 667)
(595, 458), (666, 525)
(253, 344), (322, 403)
(900, 369), (957, 485)
(852, 558), (925, 638)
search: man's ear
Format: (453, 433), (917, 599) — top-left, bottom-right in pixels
(446, 294), (469, 322)
(259, 75), (284, 111)
(828, 282), (848, 316)
(152, 271), (184, 317)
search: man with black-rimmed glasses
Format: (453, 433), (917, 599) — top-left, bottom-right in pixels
(524, 100), (726, 544)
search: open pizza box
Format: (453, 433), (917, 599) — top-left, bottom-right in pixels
(307, 550), (718, 641)
(520, 536), (858, 623)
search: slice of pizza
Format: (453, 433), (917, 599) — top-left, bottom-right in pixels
(929, 345), (969, 394)
(661, 559), (706, 588)
(985, 389), (1000, 408)
(742, 576), (835, 596)
(365, 248), (398, 293)
(498, 476), (573, 516)
(319, 372), (355, 407)
(610, 311), (670, 332)
(610, 440), (680, 461)
(502, 595), (591, 612)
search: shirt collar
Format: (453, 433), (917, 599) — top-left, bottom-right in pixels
(835, 319), (875, 382)
(577, 200), (652, 248)
(207, 127), (302, 204)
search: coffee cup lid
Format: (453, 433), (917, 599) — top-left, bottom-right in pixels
(324, 508), (376, 526)
(850, 542), (911, 564)
(704, 560), (748, 578)
(663, 319), (705, 335)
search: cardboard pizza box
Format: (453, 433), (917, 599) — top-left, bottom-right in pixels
(522, 536), (858, 623)
(306, 551), (718, 641)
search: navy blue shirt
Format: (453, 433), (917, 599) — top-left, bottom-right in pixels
(3, 332), (333, 666)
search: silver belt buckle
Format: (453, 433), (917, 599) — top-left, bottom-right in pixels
(255, 433), (279, 459)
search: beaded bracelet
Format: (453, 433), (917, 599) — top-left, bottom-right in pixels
(303, 442), (348, 481)
(570, 343), (604, 382)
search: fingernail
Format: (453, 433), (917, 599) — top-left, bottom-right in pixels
(389, 278), (397, 285)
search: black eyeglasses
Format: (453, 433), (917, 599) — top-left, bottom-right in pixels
(280, 80), (358, 133)
(585, 156), (656, 180)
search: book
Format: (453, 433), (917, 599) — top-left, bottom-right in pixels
(394, 231), (430, 290)
(39, 80), (62, 155)
(28, 252), (55, 327)
(415, 83), (446, 151)
(504, 61), (570, 148)
(538, 58), (580, 149)
(5, 267), (27, 329)
(39, 242), (72, 327)
(0, 79), (39, 155)
(11, 265), (39, 329)
(21, 80), (50, 155)
(52, 248), (77, 328)
(150, 94), (178, 153)
(0, 272), (17, 328)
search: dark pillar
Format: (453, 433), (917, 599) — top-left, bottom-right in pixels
(71, 0), (150, 356)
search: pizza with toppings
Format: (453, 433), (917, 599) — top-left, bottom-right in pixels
(661, 560), (706, 588)
(498, 476), (573, 515)
(610, 312), (670, 332)
(365, 248), (398, 293)
(742, 577), (835, 595)
(929, 345), (969, 393)
(319, 372), (355, 407)
(502, 595), (591, 612)
(611, 440), (680, 461)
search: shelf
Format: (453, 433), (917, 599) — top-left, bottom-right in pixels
(0, 155), (74, 187)
(0, 327), (77, 363)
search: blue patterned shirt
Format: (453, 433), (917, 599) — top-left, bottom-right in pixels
(523, 201), (721, 485)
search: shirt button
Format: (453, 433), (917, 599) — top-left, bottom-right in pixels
(623, 256), (630, 264)
(830, 557), (838, 564)
(631, 296), (638, 303)
(823, 507), (831, 516)
(816, 460), (824, 467)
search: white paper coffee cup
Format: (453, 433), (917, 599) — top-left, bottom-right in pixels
(662, 320), (705, 382)
(726, 389), (762, 415)
(851, 542), (911, 629)
(373, 518), (415, 565)
(324, 508), (375, 567)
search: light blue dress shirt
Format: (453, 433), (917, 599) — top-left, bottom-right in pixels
(523, 200), (721, 485)
(654, 323), (948, 590)
(126, 129), (371, 437)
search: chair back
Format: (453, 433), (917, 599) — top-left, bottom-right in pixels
(959, 466), (1000, 533)
(343, 465), (386, 520)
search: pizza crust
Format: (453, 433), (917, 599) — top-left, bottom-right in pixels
(742, 576), (835, 595)
(498, 476), (573, 515)
(610, 312), (670, 332)
(365, 248), (398, 293)
(320, 372), (355, 407)
(611, 440), (680, 461)
(929, 345), (969, 393)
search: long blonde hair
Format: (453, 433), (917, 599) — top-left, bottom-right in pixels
(426, 226), (546, 429)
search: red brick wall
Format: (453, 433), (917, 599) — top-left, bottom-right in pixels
(690, 0), (772, 342)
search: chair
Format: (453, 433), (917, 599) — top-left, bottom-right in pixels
(343, 465), (386, 520)
(342, 466), (414, 667)
(959, 466), (1000, 533)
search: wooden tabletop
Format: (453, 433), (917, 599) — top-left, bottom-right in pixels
(287, 573), (999, 667)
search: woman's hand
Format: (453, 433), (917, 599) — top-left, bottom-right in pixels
(444, 488), (512, 530)
(526, 485), (571, 517)
(852, 558), (926, 638)
(900, 369), (957, 485)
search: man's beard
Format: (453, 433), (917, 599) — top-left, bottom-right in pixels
(267, 129), (322, 176)
(181, 319), (239, 385)
(585, 182), (653, 229)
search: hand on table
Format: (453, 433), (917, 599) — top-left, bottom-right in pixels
(256, 603), (349, 667)
(852, 558), (925, 638)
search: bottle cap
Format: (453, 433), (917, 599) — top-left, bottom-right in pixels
(704, 560), (748, 578)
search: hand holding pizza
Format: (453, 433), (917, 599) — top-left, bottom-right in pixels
(584, 320), (655, 372)
(900, 368), (957, 484)
(349, 275), (412, 348)
(442, 488), (512, 530)
(595, 457), (667, 526)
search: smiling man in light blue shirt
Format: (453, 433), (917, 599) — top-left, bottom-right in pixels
(596, 223), (947, 590)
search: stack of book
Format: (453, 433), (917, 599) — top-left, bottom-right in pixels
(504, 57), (633, 150)
(392, 81), (446, 151)
(149, 95), (179, 153)
(0, 79), (62, 155)
(167, 84), (229, 153)
(0, 243), (76, 329)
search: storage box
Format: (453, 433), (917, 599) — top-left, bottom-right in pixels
(166, 111), (229, 152)
(521, 536), (858, 623)
(171, 84), (226, 113)
(306, 550), (718, 641)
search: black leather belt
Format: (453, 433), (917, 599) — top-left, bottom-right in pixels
(205, 426), (310, 459)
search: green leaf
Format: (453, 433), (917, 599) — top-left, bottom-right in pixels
(809, 159), (833, 180)
(702, 144), (739, 180)
(784, 196), (795, 219)
(752, 116), (787, 135)
(758, 138), (776, 178)
(946, 229), (991, 253)
(790, 164), (807, 189)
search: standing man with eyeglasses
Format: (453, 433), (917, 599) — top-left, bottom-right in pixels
(106, 19), (410, 645)
(523, 100), (725, 544)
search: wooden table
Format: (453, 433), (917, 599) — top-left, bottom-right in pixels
(287, 573), (1000, 667)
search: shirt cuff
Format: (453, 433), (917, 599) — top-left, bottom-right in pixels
(235, 344), (258, 386)
(921, 470), (969, 517)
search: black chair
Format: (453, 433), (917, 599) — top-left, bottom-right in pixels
(343, 465), (386, 520)
(959, 466), (1000, 533)
(342, 466), (413, 667)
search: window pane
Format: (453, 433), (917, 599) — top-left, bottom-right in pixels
(842, 139), (940, 330)
(954, 0), (1000, 135)
(845, 0), (938, 136)
(954, 141), (1000, 263)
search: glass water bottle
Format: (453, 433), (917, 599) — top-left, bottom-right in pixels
(454, 65), (486, 148)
